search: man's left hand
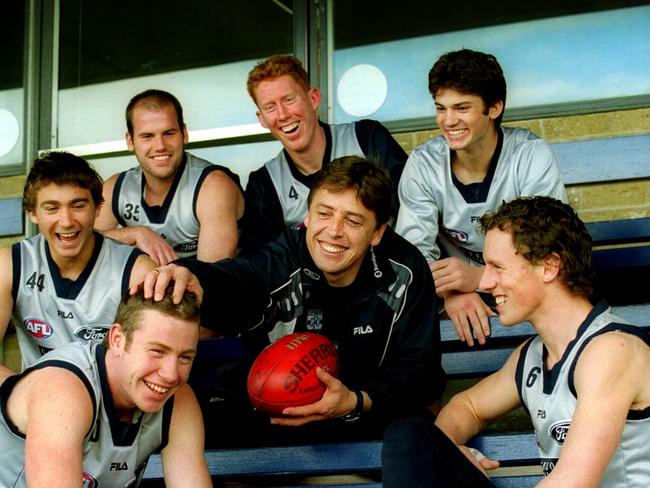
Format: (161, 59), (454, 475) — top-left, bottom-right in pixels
(270, 367), (359, 427)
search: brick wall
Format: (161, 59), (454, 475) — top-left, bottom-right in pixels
(393, 107), (650, 222)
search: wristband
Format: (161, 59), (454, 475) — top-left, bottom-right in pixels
(341, 389), (363, 423)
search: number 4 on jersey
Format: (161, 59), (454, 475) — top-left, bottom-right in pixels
(288, 186), (299, 200)
(26, 272), (45, 292)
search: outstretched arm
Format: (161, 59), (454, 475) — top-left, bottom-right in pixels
(435, 343), (523, 470)
(161, 385), (212, 487)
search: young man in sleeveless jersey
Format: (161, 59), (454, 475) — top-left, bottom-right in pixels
(395, 49), (566, 346)
(0, 152), (155, 377)
(0, 284), (211, 487)
(240, 55), (407, 254)
(96, 89), (244, 265)
(383, 196), (650, 488)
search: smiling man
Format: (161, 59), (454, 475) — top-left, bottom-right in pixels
(0, 284), (211, 487)
(382, 197), (650, 488)
(146, 156), (445, 448)
(0, 152), (155, 377)
(96, 89), (244, 265)
(396, 49), (567, 346)
(240, 55), (407, 254)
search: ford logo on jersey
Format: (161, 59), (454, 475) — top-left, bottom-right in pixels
(549, 421), (571, 444)
(82, 471), (98, 487)
(174, 240), (198, 253)
(442, 227), (469, 243)
(74, 325), (110, 342)
(24, 318), (53, 339)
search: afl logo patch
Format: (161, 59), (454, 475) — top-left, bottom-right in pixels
(82, 471), (99, 487)
(24, 318), (53, 339)
(74, 325), (110, 342)
(549, 421), (570, 445)
(443, 228), (469, 243)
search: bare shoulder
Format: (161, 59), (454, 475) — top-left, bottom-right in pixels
(576, 329), (650, 408)
(200, 169), (242, 196)
(197, 169), (244, 216)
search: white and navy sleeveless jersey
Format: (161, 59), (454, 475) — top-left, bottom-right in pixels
(0, 341), (173, 488)
(12, 232), (140, 369)
(266, 122), (365, 228)
(264, 123), (364, 227)
(516, 302), (650, 486)
(396, 127), (567, 265)
(113, 152), (239, 258)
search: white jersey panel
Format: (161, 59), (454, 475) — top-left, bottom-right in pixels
(12, 233), (137, 369)
(266, 122), (364, 228)
(517, 305), (650, 486)
(114, 152), (212, 258)
(396, 127), (567, 264)
(0, 341), (169, 488)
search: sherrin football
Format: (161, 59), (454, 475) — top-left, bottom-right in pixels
(247, 332), (340, 416)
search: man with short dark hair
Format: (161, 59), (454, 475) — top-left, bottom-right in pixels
(0, 284), (210, 487)
(396, 49), (567, 346)
(241, 55), (407, 253)
(0, 151), (155, 376)
(147, 156), (445, 447)
(383, 196), (650, 488)
(97, 89), (244, 265)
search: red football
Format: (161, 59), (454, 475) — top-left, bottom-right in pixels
(247, 332), (340, 416)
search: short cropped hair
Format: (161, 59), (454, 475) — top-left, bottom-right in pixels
(126, 89), (184, 136)
(23, 151), (104, 212)
(308, 156), (392, 228)
(246, 55), (310, 104)
(428, 49), (507, 126)
(479, 196), (593, 298)
(106, 283), (200, 349)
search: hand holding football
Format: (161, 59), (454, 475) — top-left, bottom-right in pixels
(247, 333), (340, 416)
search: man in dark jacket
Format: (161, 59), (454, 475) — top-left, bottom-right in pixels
(145, 156), (445, 447)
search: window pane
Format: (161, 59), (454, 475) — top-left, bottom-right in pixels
(57, 0), (293, 147)
(0, 0), (25, 167)
(332, 2), (650, 123)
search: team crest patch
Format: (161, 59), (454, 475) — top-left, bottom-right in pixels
(24, 318), (53, 339)
(74, 325), (110, 342)
(442, 227), (469, 243)
(82, 471), (99, 487)
(306, 309), (323, 331)
(549, 421), (570, 445)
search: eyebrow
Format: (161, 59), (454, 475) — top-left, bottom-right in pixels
(39, 197), (90, 207)
(315, 204), (367, 221)
(145, 341), (197, 356)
